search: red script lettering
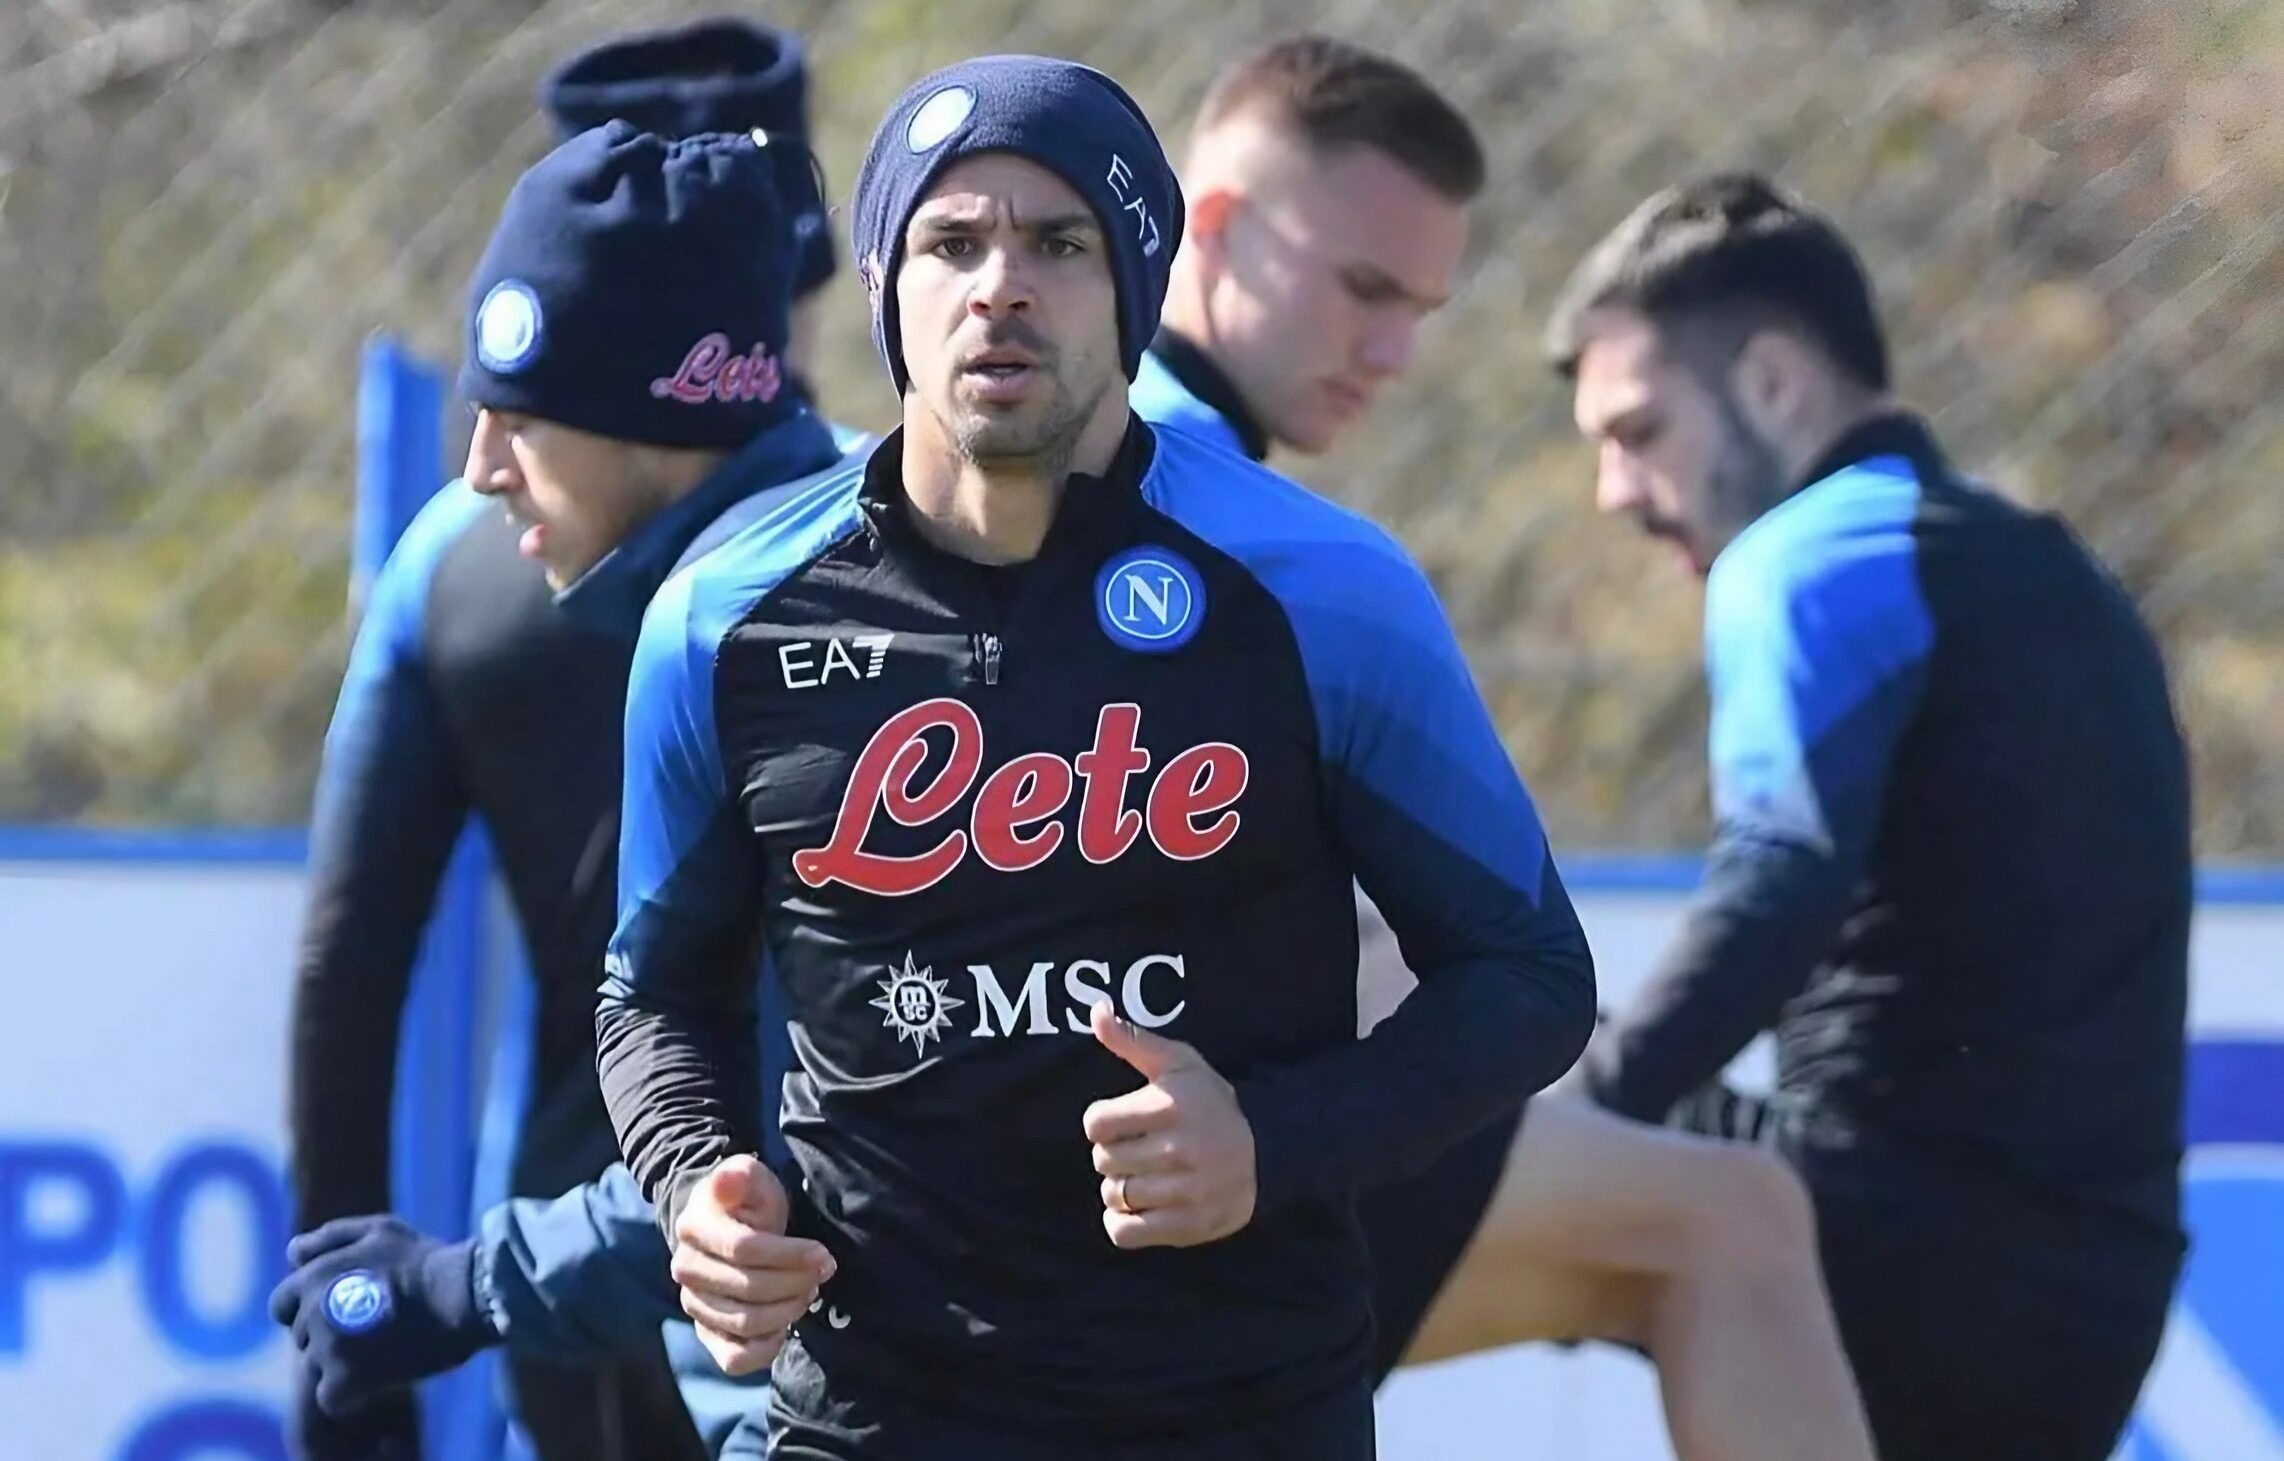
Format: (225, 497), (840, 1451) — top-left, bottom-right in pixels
(793, 699), (1250, 896)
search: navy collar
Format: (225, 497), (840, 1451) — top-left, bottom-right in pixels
(857, 417), (1158, 565)
(1150, 328), (1271, 461)
(1794, 411), (1949, 494)
(556, 409), (843, 635)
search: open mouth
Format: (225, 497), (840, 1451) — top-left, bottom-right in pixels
(501, 505), (549, 560)
(960, 352), (1041, 399)
(1323, 379), (1377, 422)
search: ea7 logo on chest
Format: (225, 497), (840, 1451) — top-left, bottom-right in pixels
(793, 699), (1248, 897)
(781, 634), (894, 690)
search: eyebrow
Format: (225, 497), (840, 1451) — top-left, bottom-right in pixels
(1593, 402), (1660, 441)
(1343, 260), (1450, 312)
(909, 209), (1102, 243)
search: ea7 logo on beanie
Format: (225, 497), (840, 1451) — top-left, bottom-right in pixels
(476, 281), (544, 372)
(650, 334), (785, 406)
(1105, 154), (1162, 259)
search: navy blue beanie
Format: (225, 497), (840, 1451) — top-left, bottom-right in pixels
(459, 121), (801, 451)
(541, 19), (834, 297)
(851, 55), (1182, 393)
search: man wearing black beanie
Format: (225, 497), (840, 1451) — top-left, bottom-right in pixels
(279, 121), (845, 1461)
(595, 54), (1595, 1459)
(543, 17), (841, 380)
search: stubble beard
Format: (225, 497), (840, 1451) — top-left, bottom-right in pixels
(947, 371), (1105, 482)
(1707, 388), (1792, 549)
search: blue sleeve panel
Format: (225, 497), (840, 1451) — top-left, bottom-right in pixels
(473, 1164), (677, 1362)
(662, 1318), (772, 1456)
(290, 482), (489, 1228)
(1146, 430), (1597, 1210)
(1131, 351), (1251, 459)
(1586, 457), (1936, 1120)
(596, 464), (868, 1232)
(827, 419), (880, 455)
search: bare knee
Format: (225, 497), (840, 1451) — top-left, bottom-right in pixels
(1683, 1146), (1818, 1277)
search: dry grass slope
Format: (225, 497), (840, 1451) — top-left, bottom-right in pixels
(1, 0), (2277, 850)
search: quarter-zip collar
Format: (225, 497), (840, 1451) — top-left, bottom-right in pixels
(857, 415), (1160, 569)
(1150, 328), (1271, 461)
(1792, 410), (1949, 496)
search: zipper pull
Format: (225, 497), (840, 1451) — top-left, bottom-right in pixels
(981, 633), (1003, 685)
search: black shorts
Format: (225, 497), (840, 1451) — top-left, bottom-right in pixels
(1680, 1085), (2180, 1461)
(1813, 1171), (2179, 1461)
(764, 1335), (1377, 1461)
(1355, 1102), (1528, 1384)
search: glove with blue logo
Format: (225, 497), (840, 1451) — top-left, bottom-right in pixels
(268, 1214), (501, 1418)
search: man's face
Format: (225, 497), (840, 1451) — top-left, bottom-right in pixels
(463, 409), (659, 589)
(1568, 308), (1788, 577)
(895, 153), (1122, 466)
(1206, 143), (1465, 454)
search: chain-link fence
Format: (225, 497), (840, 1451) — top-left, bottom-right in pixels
(4, 0), (2280, 849)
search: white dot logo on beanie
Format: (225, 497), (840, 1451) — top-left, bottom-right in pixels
(476, 280), (543, 373)
(905, 85), (975, 153)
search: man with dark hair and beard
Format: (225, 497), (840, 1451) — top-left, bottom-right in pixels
(595, 53), (1596, 1460)
(1548, 170), (2192, 1461)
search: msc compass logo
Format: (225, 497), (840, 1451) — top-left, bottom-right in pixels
(871, 953), (964, 1055)
(1097, 545), (1205, 654)
(323, 1270), (391, 1334)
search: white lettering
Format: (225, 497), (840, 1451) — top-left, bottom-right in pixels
(1122, 954), (1187, 1028)
(779, 641), (819, 689)
(949, 955), (1188, 1041)
(782, 635), (894, 690)
(969, 961), (1055, 1036)
(1104, 154), (1161, 258)
(1121, 573), (1174, 627)
(820, 636), (862, 685)
(1061, 959), (1114, 1032)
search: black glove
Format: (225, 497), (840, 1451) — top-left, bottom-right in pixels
(269, 1215), (501, 1418)
(286, 1374), (421, 1461)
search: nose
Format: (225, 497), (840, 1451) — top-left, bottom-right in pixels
(966, 242), (1035, 319)
(1357, 309), (1420, 379)
(1594, 442), (1647, 517)
(463, 410), (519, 497)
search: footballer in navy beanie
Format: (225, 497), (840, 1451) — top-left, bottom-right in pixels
(851, 54), (1182, 394)
(458, 120), (801, 452)
(542, 18), (835, 297)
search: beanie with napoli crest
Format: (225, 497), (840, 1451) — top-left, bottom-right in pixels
(459, 121), (801, 451)
(850, 55), (1183, 393)
(541, 18), (835, 296)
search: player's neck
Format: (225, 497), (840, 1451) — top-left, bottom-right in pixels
(899, 392), (1128, 565)
(1780, 392), (1904, 490)
(622, 444), (733, 528)
(1160, 278), (1274, 451)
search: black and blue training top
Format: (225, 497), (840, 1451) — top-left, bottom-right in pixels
(595, 418), (1595, 1437)
(1585, 414), (2190, 1253)
(290, 412), (846, 1229)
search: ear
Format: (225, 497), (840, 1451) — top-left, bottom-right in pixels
(1185, 187), (1240, 266)
(1728, 329), (1809, 438)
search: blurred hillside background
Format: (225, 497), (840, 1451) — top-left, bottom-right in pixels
(3, 0), (2279, 852)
